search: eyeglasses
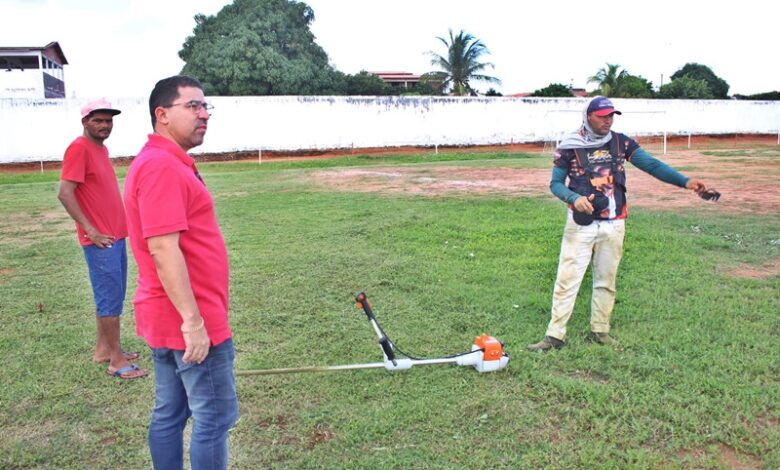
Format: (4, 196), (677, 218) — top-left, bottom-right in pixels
(165, 100), (214, 113)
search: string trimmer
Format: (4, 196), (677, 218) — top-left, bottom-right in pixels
(236, 292), (509, 376)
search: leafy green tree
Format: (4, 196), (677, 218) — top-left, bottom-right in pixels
(531, 83), (574, 97)
(612, 74), (655, 98)
(426, 29), (500, 96)
(485, 88), (503, 97)
(179, 0), (343, 95)
(734, 91), (780, 100)
(670, 63), (729, 99)
(658, 75), (714, 99)
(587, 63), (627, 97)
(415, 73), (445, 96)
(343, 71), (393, 95)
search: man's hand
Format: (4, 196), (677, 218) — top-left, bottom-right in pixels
(182, 324), (210, 364)
(574, 194), (595, 214)
(685, 178), (720, 202)
(84, 230), (115, 248)
(686, 178), (707, 192)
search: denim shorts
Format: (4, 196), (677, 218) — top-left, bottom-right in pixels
(82, 238), (127, 317)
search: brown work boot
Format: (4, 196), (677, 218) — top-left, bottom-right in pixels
(588, 332), (617, 345)
(527, 336), (564, 352)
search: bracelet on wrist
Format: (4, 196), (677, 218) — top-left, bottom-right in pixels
(181, 319), (205, 334)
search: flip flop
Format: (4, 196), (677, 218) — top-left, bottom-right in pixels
(95, 351), (141, 363)
(107, 363), (148, 380)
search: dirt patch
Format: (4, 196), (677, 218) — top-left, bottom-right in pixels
(311, 166), (551, 198)
(569, 369), (609, 384)
(723, 257), (780, 279)
(307, 423), (336, 448)
(308, 147), (780, 217)
(676, 443), (762, 469)
(756, 413), (780, 430)
(255, 413), (295, 430)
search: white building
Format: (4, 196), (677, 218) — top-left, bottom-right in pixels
(0, 41), (67, 99)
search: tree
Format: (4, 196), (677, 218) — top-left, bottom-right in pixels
(587, 63), (627, 97)
(670, 63), (729, 99)
(531, 83), (574, 97)
(415, 73), (445, 96)
(343, 71), (393, 96)
(611, 74), (655, 98)
(658, 75), (714, 99)
(485, 88), (503, 97)
(734, 91), (780, 101)
(179, 0), (343, 95)
(426, 29), (500, 96)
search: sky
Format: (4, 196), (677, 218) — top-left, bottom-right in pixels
(1, 0), (775, 99)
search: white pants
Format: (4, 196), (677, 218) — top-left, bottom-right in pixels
(546, 211), (626, 341)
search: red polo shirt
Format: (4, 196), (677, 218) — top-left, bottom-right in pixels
(60, 136), (127, 245)
(124, 134), (231, 350)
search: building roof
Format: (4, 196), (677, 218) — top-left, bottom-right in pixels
(0, 41), (68, 65)
(369, 71), (421, 82)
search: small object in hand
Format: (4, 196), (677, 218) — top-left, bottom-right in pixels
(697, 189), (721, 202)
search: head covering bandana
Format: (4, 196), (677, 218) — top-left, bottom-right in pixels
(558, 97), (613, 150)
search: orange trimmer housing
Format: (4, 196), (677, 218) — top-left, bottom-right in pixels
(474, 335), (505, 362)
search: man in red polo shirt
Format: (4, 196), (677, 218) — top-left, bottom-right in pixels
(124, 75), (237, 469)
(59, 99), (146, 380)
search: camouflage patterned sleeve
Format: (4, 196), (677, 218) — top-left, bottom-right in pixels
(622, 135), (641, 160)
(553, 148), (573, 169)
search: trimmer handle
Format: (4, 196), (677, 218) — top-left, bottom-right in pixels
(355, 291), (396, 365)
(355, 292), (377, 321)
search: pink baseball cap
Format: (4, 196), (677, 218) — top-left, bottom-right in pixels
(80, 98), (121, 118)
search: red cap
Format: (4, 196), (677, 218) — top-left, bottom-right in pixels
(587, 96), (621, 116)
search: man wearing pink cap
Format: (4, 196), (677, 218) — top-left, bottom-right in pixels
(58, 99), (147, 379)
(528, 96), (713, 351)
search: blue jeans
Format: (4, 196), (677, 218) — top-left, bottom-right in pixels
(148, 338), (239, 470)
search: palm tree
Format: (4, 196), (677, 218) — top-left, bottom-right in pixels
(587, 63), (627, 97)
(427, 29), (500, 96)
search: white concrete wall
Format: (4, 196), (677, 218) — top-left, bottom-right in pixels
(1, 96), (779, 163)
(0, 70), (44, 99)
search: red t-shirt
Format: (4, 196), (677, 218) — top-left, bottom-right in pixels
(124, 134), (231, 350)
(60, 136), (127, 245)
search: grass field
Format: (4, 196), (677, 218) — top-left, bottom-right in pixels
(1, 149), (779, 469)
